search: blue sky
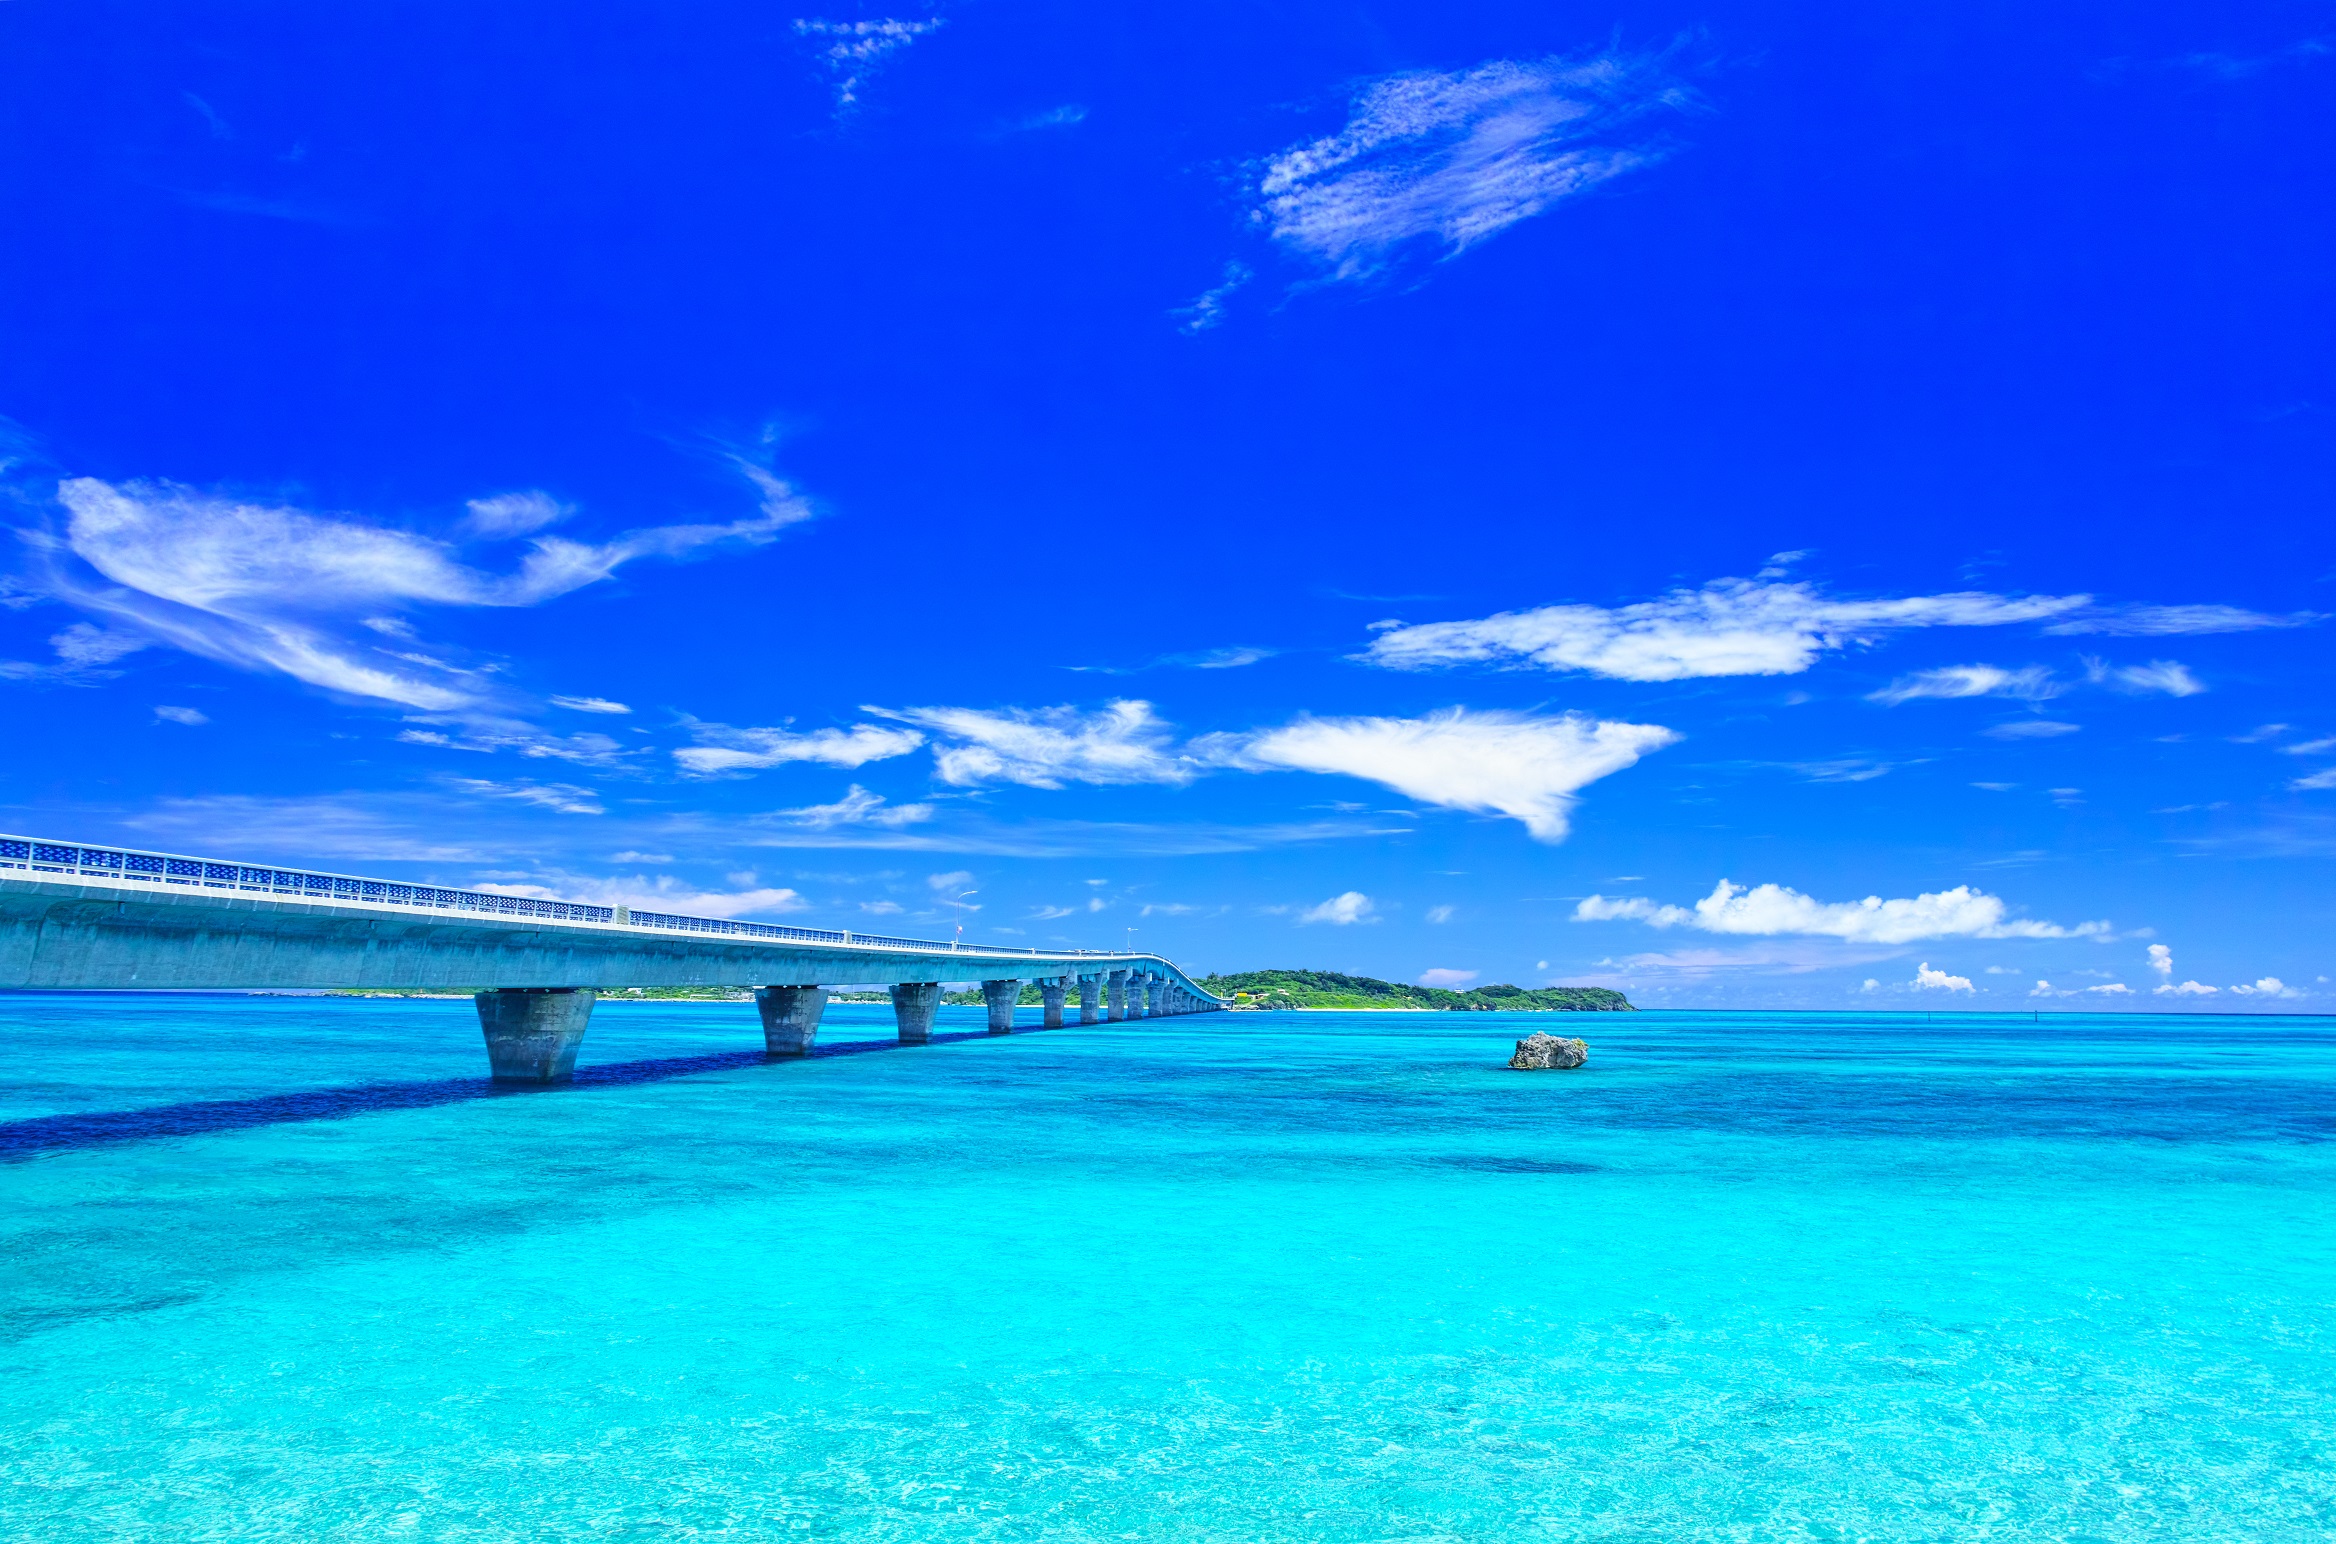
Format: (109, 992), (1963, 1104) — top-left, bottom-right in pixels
(2, 1), (2331, 1008)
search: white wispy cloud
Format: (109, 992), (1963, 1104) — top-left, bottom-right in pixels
(1983, 720), (2081, 740)
(444, 777), (606, 815)
(768, 784), (934, 830)
(1870, 664), (2059, 705)
(1418, 967), (1477, 986)
(2294, 767), (2336, 791)
(397, 716), (630, 765)
(461, 491), (570, 539)
(1213, 707), (1676, 842)
(1067, 644), (1276, 675)
(549, 694), (632, 714)
(1790, 758), (1895, 782)
(1362, 578), (2089, 681)
(706, 700), (1670, 846)
(1174, 262), (1253, 334)
(1575, 879), (2109, 943)
(2045, 604), (2319, 636)
(1253, 51), (1694, 283)
(793, 16), (943, 107)
(26, 470), (811, 711)
(674, 722), (925, 776)
(0, 621), (154, 684)
(154, 704), (208, 725)
(2085, 658), (2205, 696)
(871, 699), (1191, 788)
(1299, 890), (1375, 925)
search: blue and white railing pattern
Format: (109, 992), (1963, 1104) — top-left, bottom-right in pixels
(0, 835), (1133, 961)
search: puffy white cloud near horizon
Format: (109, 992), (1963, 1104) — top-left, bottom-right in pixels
(1418, 967), (1478, 986)
(1575, 879), (2110, 944)
(1220, 708), (1678, 842)
(1914, 962), (1974, 992)
(1253, 51), (1694, 283)
(1362, 578), (2088, 681)
(1299, 891), (1375, 925)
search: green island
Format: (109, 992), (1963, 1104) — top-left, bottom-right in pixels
(1197, 969), (1633, 1012)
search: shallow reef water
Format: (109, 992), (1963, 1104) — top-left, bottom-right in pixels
(1, 994), (2331, 1541)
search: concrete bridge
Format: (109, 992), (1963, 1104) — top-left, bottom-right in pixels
(1, 834), (1225, 1081)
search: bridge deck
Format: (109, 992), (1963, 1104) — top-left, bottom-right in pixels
(2, 835), (1222, 1080)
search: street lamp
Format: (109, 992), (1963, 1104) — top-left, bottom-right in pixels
(953, 889), (978, 948)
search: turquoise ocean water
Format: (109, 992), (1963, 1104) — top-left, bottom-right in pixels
(1, 995), (2331, 1541)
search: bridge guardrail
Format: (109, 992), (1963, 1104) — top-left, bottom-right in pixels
(0, 834), (1164, 967)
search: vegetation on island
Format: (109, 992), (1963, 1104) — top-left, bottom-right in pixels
(1197, 969), (1633, 1013)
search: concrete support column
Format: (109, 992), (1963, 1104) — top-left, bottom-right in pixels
(756, 985), (827, 1057)
(476, 987), (595, 1083)
(1039, 977), (1067, 1029)
(1107, 969), (1129, 1022)
(1078, 975), (1102, 1024)
(981, 978), (1023, 1035)
(891, 981), (943, 1044)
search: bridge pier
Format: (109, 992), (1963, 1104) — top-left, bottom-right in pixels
(1078, 974), (1101, 1024)
(476, 987), (595, 1083)
(981, 978), (1022, 1034)
(1107, 969), (1128, 1022)
(1039, 977), (1067, 1028)
(890, 981), (943, 1044)
(1133, 976), (1153, 1019)
(756, 985), (827, 1056)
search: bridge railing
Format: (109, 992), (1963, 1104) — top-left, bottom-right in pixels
(0, 835), (1154, 966)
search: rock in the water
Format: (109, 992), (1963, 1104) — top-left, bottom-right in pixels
(1508, 1033), (1588, 1070)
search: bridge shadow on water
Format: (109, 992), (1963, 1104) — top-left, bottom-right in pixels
(0, 1030), (1016, 1160)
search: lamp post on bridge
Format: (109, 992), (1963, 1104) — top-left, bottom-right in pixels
(952, 889), (977, 950)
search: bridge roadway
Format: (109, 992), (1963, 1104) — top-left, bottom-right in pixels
(1, 835), (1225, 1081)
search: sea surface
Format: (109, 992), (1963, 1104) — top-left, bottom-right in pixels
(0, 995), (2331, 1542)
